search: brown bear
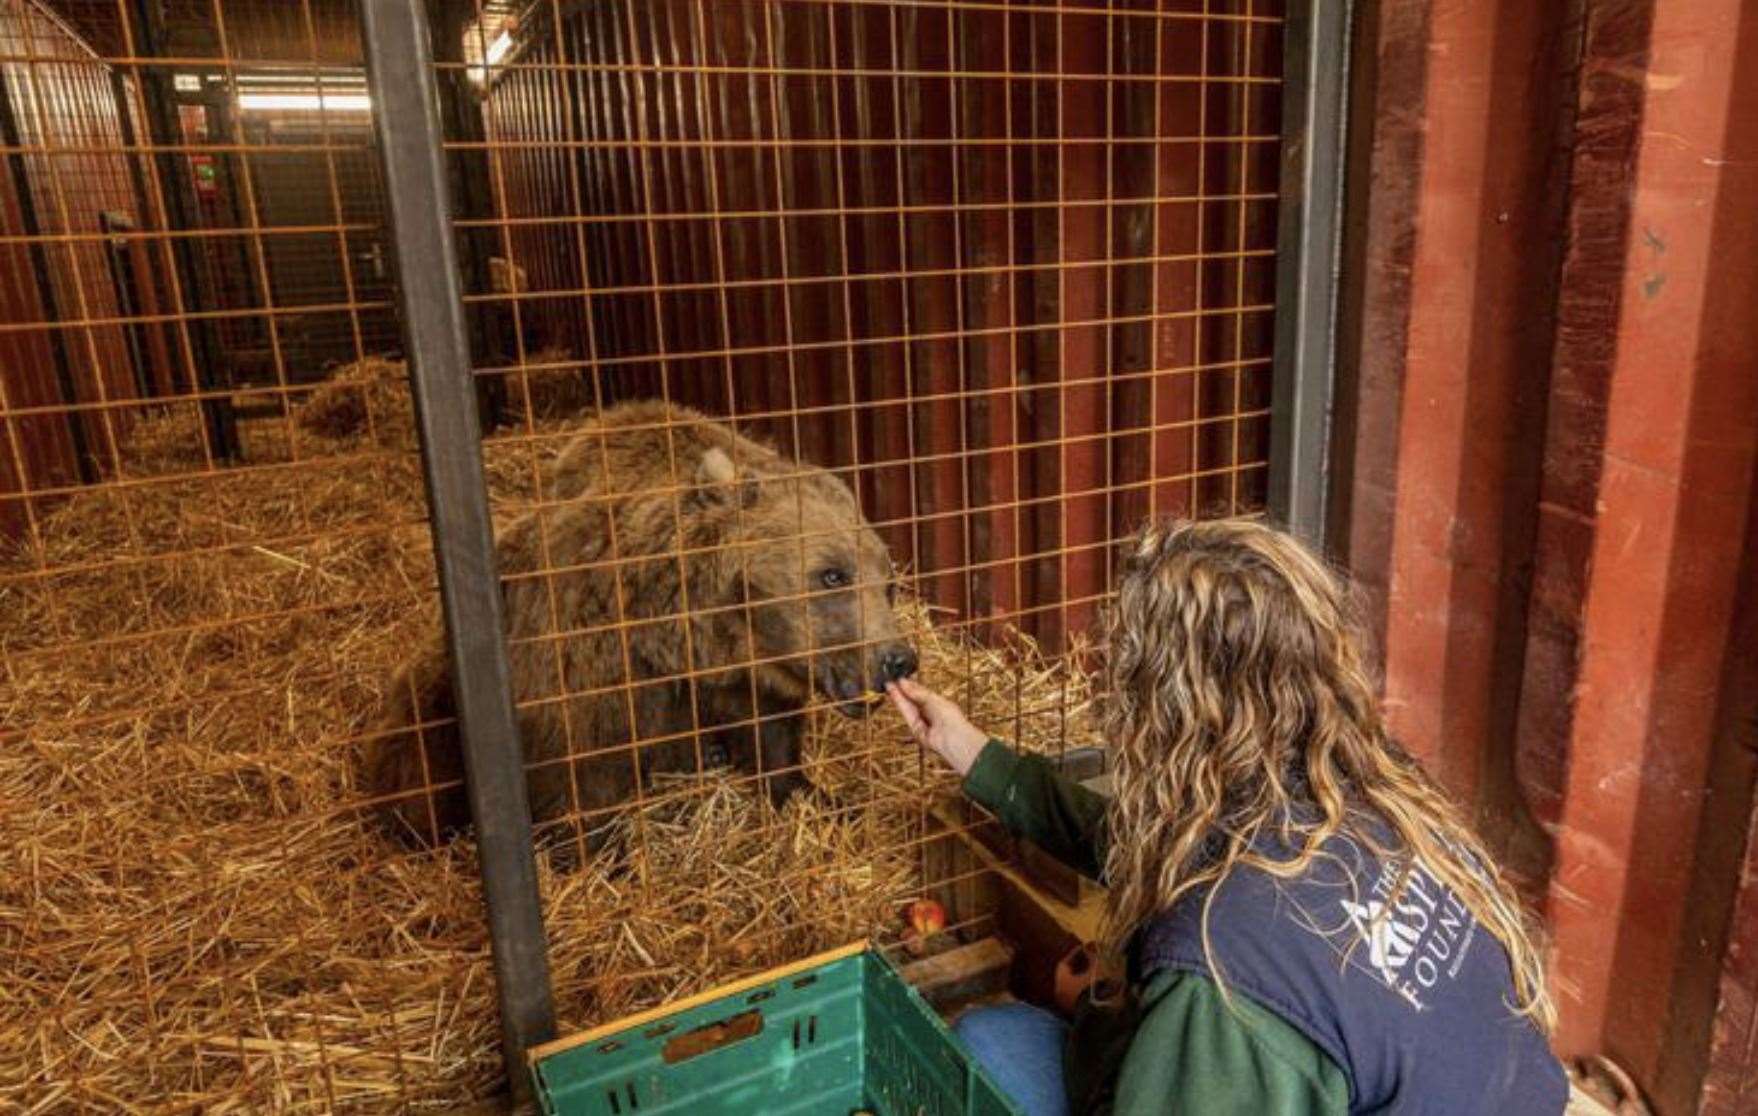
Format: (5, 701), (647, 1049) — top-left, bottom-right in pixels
(363, 400), (917, 843)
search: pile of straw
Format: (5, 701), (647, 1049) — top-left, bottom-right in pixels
(294, 348), (589, 450)
(294, 355), (417, 447)
(0, 396), (1101, 1111)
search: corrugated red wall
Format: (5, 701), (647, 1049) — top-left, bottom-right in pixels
(1336, 0), (1758, 1109)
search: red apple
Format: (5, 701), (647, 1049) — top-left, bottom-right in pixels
(908, 898), (946, 934)
(902, 898), (947, 956)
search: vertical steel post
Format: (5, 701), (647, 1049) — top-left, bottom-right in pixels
(126, 0), (239, 460)
(424, 0), (507, 431)
(108, 70), (165, 400)
(357, 0), (556, 1100)
(99, 212), (154, 400)
(1269, 0), (1352, 545)
(109, 69), (155, 233)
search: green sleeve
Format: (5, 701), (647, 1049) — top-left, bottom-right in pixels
(960, 739), (1109, 881)
(1111, 969), (1350, 1116)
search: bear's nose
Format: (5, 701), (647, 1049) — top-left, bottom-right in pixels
(878, 646), (919, 684)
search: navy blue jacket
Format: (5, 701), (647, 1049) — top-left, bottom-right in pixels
(1134, 826), (1568, 1114)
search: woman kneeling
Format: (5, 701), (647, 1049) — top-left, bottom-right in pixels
(887, 518), (1565, 1115)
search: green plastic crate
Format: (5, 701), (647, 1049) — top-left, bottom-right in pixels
(528, 943), (1023, 1116)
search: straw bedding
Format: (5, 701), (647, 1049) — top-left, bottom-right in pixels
(0, 370), (1102, 1112)
(293, 355), (418, 447)
(294, 349), (589, 449)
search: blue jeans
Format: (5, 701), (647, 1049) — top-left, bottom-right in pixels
(954, 1002), (1071, 1116)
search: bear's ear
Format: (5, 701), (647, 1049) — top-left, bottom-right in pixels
(694, 447), (760, 509)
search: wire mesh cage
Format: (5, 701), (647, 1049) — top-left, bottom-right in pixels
(0, 0), (1311, 1109)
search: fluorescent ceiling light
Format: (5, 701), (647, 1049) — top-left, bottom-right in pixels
(470, 29), (516, 84)
(237, 92), (371, 112)
(486, 30), (515, 66)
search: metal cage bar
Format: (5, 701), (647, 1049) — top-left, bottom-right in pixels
(1268, 0), (1350, 544)
(357, 0), (556, 1098)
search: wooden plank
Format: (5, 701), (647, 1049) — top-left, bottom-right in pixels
(962, 748), (1109, 908)
(900, 937), (1015, 1010)
(928, 800), (1104, 945)
(1019, 839), (1086, 907)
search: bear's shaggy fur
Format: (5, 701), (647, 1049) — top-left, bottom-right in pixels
(362, 401), (914, 842)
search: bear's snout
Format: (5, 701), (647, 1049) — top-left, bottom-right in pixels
(876, 645), (919, 688)
(819, 642), (916, 718)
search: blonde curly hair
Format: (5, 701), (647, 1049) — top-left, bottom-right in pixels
(1098, 517), (1554, 1029)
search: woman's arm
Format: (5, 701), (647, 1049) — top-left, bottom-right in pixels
(962, 740), (1109, 880)
(887, 678), (1108, 880)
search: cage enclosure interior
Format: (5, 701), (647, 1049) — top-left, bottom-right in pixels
(0, 0), (1325, 1109)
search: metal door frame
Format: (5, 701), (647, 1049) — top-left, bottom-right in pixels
(1270, 0), (1353, 546)
(357, 0), (1354, 1094)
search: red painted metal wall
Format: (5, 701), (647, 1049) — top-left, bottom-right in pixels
(1336, 0), (1758, 1109)
(1694, 475), (1758, 1115)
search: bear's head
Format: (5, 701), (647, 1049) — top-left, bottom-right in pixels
(690, 446), (917, 715)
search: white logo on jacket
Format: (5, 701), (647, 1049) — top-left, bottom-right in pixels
(1339, 857), (1479, 1011)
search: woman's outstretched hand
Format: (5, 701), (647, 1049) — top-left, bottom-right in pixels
(885, 677), (989, 778)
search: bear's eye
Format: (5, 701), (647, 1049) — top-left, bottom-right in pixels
(819, 567), (851, 590)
